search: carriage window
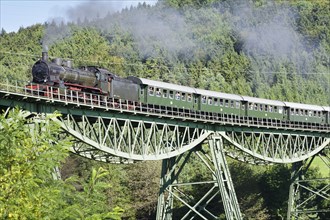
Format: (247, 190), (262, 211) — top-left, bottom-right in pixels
(194, 97), (198, 104)
(265, 105), (268, 112)
(278, 107), (283, 114)
(163, 89), (168, 98)
(225, 100), (229, 107)
(299, 109), (303, 116)
(182, 93), (186, 101)
(202, 96), (207, 104)
(175, 92), (181, 100)
(291, 109), (295, 115)
(313, 111), (317, 117)
(260, 104), (263, 111)
(208, 97), (213, 105)
(269, 106), (273, 112)
(220, 99), (224, 106)
(140, 89), (144, 95)
(254, 104), (258, 111)
(318, 112), (321, 117)
(156, 88), (162, 97)
(236, 101), (240, 109)
(304, 110), (308, 116)
(230, 100), (234, 108)
(214, 98), (218, 106)
(169, 91), (174, 99)
(149, 87), (154, 96)
(296, 109), (299, 115)
(242, 103), (245, 110)
(249, 103), (253, 110)
(274, 106), (277, 113)
(309, 110), (313, 116)
(187, 94), (192, 102)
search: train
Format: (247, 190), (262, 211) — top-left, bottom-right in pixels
(27, 51), (330, 127)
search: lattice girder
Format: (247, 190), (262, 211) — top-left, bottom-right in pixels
(220, 131), (330, 164)
(1, 103), (329, 162)
(52, 112), (330, 162)
(54, 114), (212, 161)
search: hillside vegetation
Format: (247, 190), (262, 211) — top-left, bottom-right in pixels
(0, 0), (329, 219)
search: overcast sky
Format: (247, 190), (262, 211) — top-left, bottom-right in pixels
(0, 0), (157, 33)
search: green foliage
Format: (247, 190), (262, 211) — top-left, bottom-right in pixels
(48, 26), (127, 76)
(229, 160), (270, 219)
(0, 109), (70, 219)
(0, 110), (125, 219)
(0, 25), (44, 81)
(61, 167), (125, 219)
(166, 0), (218, 8)
(60, 155), (134, 219)
(126, 161), (161, 219)
(259, 165), (291, 219)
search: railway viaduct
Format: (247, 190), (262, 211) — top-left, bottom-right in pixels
(0, 79), (329, 219)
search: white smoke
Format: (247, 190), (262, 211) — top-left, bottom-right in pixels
(230, 1), (316, 73)
(42, 0), (320, 75)
(42, 1), (157, 49)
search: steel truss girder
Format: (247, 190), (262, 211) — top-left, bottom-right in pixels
(1, 107), (329, 163)
(54, 114), (212, 161)
(220, 131), (330, 164)
(54, 114), (330, 163)
(156, 136), (242, 220)
(287, 149), (330, 219)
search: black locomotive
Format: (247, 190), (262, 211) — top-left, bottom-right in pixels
(30, 51), (139, 101)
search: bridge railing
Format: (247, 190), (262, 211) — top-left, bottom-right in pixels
(0, 79), (329, 133)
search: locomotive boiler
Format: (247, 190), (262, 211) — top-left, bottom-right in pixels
(30, 51), (139, 101)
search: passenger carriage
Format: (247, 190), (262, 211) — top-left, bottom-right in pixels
(322, 106), (330, 124)
(194, 89), (243, 117)
(127, 77), (196, 111)
(242, 96), (284, 121)
(284, 102), (325, 124)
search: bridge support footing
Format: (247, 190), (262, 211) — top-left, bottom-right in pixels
(156, 135), (242, 220)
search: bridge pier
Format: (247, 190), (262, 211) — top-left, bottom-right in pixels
(156, 136), (242, 220)
(287, 149), (330, 220)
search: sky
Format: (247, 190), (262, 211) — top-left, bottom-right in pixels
(0, 0), (157, 33)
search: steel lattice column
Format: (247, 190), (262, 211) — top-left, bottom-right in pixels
(157, 153), (190, 220)
(156, 135), (242, 220)
(287, 149), (330, 219)
(209, 136), (242, 220)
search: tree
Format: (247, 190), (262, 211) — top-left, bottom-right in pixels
(0, 109), (70, 219)
(127, 161), (161, 219)
(259, 165), (291, 219)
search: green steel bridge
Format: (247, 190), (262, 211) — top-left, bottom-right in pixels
(0, 80), (329, 220)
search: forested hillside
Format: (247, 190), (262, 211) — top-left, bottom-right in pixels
(0, 0), (329, 219)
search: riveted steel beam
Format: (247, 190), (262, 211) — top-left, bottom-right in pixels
(156, 136), (242, 220)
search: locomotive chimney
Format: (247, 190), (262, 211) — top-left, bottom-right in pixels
(42, 52), (48, 61)
(42, 45), (48, 61)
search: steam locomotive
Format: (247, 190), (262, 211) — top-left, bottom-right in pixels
(28, 52), (330, 127)
(30, 51), (139, 101)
